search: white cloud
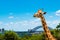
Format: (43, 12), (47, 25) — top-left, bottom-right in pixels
(46, 20), (60, 28)
(10, 22), (14, 25)
(52, 20), (59, 25)
(46, 21), (52, 26)
(8, 16), (14, 19)
(0, 21), (3, 25)
(4, 23), (10, 27)
(0, 20), (59, 31)
(1, 19), (41, 31)
(56, 10), (60, 16)
(49, 16), (53, 18)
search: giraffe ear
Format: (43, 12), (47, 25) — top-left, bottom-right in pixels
(43, 12), (46, 14)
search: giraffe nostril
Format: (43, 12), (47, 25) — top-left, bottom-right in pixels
(40, 13), (41, 14)
(33, 15), (36, 17)
(33, 14), (37, 17)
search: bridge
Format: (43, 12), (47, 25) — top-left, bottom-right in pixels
(28, 26), (52, 33)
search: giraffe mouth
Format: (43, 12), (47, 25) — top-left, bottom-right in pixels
(33, 14), (36, 17)
(33, 15), (36, 17)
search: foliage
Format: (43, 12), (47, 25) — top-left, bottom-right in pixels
(0, 31), (21, 40)
(0, 23), (60, 40)
(56, 23), (60, 30)
(0, 34), (4, 40)
(4, 31), (21, 40)
(0, 30), (60, 40)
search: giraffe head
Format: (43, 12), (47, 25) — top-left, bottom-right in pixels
(33, 10), (46, 18)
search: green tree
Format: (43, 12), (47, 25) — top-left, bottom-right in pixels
(56, 23), (60, 31)
(28, 33), (45, 40)
(0, 33), (4, 40)
(4, 31), (21, 40)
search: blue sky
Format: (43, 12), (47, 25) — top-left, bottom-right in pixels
(0, 0), (60, 31)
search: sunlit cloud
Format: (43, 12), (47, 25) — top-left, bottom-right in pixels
(0, 10), (60, 31)
(49, 16), (53, 18)
(56, 10), (60, 16)
(4, 19), (40, 30)
(0, 21), (3, 25)
(10, 22), (14, 25)
(0, 19), (40, 30)
(8, 16), (14, 19)
(47, 20), (60, 28)
(52, 20), (58, 25)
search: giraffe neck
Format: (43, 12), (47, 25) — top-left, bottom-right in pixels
(40, 14), (56, 40)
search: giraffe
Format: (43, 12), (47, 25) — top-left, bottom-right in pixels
(33, 10), (57, 40)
